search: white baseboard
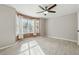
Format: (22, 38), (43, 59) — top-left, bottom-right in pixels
(47, 35), (77, 43)
(0, 42), (18, 50)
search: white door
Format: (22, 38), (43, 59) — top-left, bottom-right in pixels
(78, 12), (79, 45)
(78, 30), (79, 45)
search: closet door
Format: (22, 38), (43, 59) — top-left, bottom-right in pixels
(78, 13), (79, 45)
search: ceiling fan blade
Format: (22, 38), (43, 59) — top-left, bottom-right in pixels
(39, 5), (45, 10)
(48, 4), (57, 10)
(48, 11), (56, 13)
(37, 11), (45, 13)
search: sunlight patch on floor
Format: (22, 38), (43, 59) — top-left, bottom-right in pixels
(19, 40), (45, 55)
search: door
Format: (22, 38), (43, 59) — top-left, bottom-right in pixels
(78, 12), (79, 45)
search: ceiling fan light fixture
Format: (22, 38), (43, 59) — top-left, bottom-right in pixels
(37, 4), (57, 16)
(43, 11), (48, 14)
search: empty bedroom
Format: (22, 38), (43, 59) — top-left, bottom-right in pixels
(0, 4), (79, 55)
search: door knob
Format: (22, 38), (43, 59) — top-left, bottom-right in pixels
(77, 30), (79, 32)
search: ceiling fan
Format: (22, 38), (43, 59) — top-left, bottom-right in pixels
(37, 4), (57, 16)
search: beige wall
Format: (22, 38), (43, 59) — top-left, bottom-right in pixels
(0, 5), (16, 47)
(46, 13), (77, 42)
(39, 18), (46, 36)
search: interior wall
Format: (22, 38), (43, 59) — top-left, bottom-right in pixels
(0, 5), (16, 47)
(46, 13), (77, 42)
(40, 18), (46, 36)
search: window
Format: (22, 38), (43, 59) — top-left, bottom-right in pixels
(16, 15), (40, 36)
(23, 19), (34, 34)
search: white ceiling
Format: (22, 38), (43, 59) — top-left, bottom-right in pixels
(8, 4), (79, 18)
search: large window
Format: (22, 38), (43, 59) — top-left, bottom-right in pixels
(16, 15), (40, 36)
(22, 19), (34, 34)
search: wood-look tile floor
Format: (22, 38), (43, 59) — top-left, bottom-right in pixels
(0, 36), (79, 55)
